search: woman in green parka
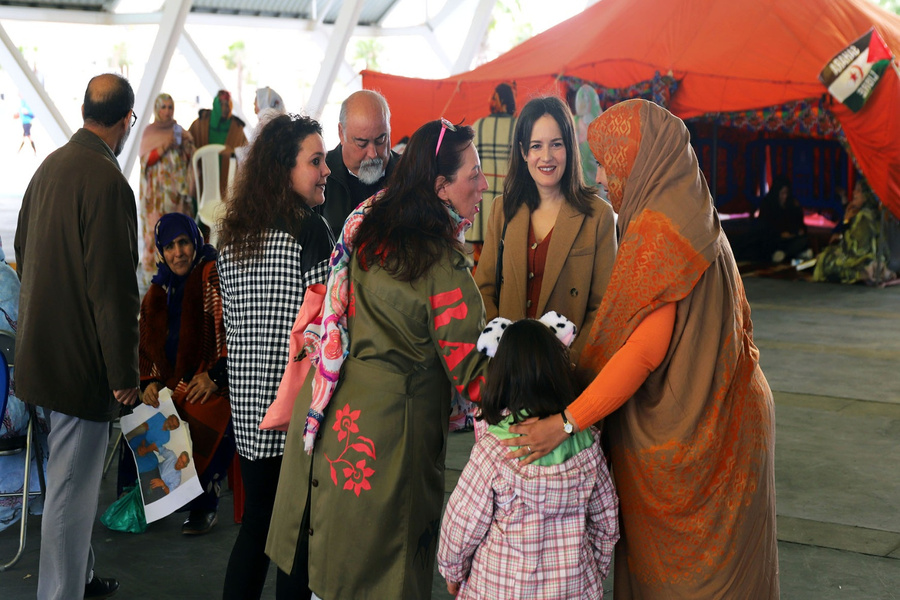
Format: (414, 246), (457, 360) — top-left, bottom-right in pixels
(267, 119), (491, 599)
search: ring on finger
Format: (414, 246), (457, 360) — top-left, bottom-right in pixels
(527, 445), (533, 453)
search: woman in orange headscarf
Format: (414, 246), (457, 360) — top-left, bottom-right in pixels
(504, 99), (779, 598)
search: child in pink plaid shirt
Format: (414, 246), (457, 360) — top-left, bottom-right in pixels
(438, 313), (619, 599)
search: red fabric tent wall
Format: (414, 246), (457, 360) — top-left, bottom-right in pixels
(363, 0), (900, 215)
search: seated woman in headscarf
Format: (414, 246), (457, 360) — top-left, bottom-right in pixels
(134, 213), (233, 535)
(813, 177), (896, 284)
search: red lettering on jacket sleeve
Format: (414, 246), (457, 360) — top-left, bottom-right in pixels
(455, 375), (485, 404)
(438, 340), (476, 372)
(430, 288), (467, 329)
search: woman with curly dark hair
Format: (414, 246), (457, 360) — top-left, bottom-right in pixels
(267, 119), (491, 599)
(217, 113), (334, 600)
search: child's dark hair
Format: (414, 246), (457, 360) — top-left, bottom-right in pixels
(479, 320), (576, 426)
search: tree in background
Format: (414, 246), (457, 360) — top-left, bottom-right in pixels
(222, 41), (247, 107)
(353, 38), (382, 72)
(17, 45), (41, 78)
(475, 0), (533, 68)
(873, 0), (900, 14)
(110, 41), (130, 77)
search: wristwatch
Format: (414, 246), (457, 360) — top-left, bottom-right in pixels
(561, 413), (575, 436)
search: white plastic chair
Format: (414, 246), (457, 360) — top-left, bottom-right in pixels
(192, 144), (235, 247)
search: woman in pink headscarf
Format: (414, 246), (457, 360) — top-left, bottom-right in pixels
(139, 93), (195, 287)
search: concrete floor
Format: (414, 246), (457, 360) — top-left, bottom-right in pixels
(2, 276), (900, 599)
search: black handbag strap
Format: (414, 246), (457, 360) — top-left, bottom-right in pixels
(495, 219), (509, 294)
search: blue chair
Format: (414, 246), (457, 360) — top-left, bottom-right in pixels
(0, 331), (46, 572)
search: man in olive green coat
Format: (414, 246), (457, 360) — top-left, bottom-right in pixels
(15, 73), (140, 600)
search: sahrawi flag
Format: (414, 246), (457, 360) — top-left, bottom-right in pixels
(820, 27), (893, 112)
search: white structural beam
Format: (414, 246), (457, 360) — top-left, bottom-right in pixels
(316, 0), (338, 27)
(0, 22), (71, 145)
(422, 30), (454, 73)
(427, 1), (460, 29)
(452, 0), (495, 74)
(306, 0), (365, 119)
(0, 5), (159, 25)
(0, 5), (432, 37)
(120, 0), (193, 176)
(177, 31), (250, 135)
(312, 30), (357, 86)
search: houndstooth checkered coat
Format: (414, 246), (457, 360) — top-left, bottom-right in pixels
(218, 228), (331, 460)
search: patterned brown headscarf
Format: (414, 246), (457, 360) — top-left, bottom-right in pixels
(581, 99), (721, 371)
(579, 100), (779, 597)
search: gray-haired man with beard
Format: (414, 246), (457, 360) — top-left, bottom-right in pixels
(317, 90), (400, 235)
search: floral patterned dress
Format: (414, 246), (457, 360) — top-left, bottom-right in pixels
(139, 137), (195, 287)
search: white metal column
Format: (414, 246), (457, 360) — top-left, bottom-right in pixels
(451, 0), (496, 74)
(306, 0), (365, 119)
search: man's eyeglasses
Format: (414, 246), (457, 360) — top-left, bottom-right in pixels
(435, 118), (456, 157)
(130, 111), (138, 127)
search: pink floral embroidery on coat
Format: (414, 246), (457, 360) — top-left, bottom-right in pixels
(325, 403), (377, 496)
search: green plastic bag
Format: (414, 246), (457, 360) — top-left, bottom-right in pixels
(100, 484), (147, 533)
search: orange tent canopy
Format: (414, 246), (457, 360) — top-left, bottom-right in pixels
(363, 0), (900, 215)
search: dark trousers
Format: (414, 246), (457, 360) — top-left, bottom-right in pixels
(275, 495), (312, 600)
(222, 454), (282, 600)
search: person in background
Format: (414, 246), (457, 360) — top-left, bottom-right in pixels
(813, 177), (896, 284)
(0, 235), (50, 538)
(756, 174), (810, 263)
(469, 82), (517, 243)
(188, 89), (248, 197)
(506, 99), (779, 598)
(16, 72), (140, 600)
(17, 98), (36, 154)
(573, 84), (602, 186)
(475, 95), (617, 366)
(316, 90), (400, 235)
(254, 86), (284, 116)
(267, 119), (490, 600)
(138, 93), (196, 288)
(243, 87), (287, 152)
(438, 315), (618, 599)
(217, 114), (334, 600)
(236, 87), (287, 164)
(130, 212), (233, 535)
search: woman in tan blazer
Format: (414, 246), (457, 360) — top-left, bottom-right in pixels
(475, 96), (617, 364)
